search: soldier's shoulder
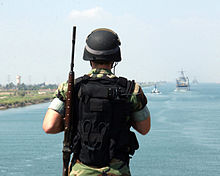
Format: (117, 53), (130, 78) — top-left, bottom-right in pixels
(58, 82), (68, 89)
(133, 82), (142, 95)
(53, 82), (68, 101)
(119, 77), (141, 94)
(130, 82), (147, 112)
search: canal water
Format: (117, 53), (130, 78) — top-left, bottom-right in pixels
(0, 83), (220, 176)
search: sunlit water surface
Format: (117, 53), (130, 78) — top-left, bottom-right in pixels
(0, 83), (220, 176)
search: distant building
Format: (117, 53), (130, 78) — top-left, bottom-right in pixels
(16, 75), (21, 85)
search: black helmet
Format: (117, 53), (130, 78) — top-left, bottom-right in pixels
(83, 28), (122, 62)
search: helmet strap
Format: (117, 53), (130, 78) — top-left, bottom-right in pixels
(113, 62), (118, 74)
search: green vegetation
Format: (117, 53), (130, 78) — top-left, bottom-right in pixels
(1, 92), (52, 103)
(0, 82), (57, 110)
(0, 82), (58, 90)
(0, 91), (54, 110)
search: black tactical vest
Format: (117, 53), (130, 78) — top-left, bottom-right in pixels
(72, 75), (139, 167)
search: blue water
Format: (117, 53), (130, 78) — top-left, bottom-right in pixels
(0, 83), (220, 176)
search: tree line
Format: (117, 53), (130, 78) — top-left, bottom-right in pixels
(0, 82), (58, 90)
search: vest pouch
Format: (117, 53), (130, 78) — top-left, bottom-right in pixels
(78, 119), (111, 167)
(79, 143), (110, 167)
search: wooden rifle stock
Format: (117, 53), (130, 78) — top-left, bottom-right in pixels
(62, 26), (76, 176)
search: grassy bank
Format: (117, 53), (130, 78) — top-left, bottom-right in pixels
(0, 90), (54, 110)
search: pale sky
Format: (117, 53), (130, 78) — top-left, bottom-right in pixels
(0, 0), (220, 84)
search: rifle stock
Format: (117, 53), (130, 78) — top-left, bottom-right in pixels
(62, 26), (76, 176)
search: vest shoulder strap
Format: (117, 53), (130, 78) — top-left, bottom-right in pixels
(75, 75), (136, 99)
(117, 76), (136, 97)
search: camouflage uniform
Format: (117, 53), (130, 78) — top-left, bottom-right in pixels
(49, 68), (150, 176)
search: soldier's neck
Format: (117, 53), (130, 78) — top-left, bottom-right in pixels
(92, 65), (112, 70)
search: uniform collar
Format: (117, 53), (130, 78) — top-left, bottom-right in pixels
(89, 68), (113, 75)
(88, 68), (116, 78)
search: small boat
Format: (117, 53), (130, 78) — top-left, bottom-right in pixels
(151, 84), (161, 94)
(176, 70), (190, 91)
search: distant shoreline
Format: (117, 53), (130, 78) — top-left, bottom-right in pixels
(0, 98), (51, 111)
(0, 99), (51, 111)
(0, 89), (55, 111)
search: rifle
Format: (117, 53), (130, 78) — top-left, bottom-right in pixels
(62, 26), (76, 176)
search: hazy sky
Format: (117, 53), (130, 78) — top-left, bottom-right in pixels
(0, 0), (220, 84)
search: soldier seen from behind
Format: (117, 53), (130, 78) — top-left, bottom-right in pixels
(43, 28), (151, 176)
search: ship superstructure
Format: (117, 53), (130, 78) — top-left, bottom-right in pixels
(176, 70), (190, 91)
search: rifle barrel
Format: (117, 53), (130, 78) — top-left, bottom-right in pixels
(71, 26), (76, 71)
(62, 26), (76, 176)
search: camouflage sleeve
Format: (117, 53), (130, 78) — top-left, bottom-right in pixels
(130, 83), (147, 112)
(53, 82), (68, 101)
(46, 82), (68, 117)
(129, 83), (149, 122)
(48, 98), (65, 116)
